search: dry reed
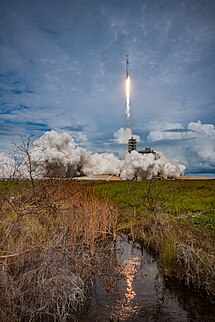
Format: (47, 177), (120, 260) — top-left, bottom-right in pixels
(0, 179), (118, 321)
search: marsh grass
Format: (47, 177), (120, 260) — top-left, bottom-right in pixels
(0, 179), (118, 321)
(91, 179), (215, 301)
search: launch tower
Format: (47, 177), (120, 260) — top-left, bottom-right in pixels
(128, 136), (137, 153)
(125, 54), (158, 157)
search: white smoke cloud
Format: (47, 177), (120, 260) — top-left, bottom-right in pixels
(0, 153), (15, 178)
(114, 128), (140, 144)
(0, 130), (185, 180)
(84, 153), (121, 176)
(120, 151), (185, 180)
(30, 130), (90, 178)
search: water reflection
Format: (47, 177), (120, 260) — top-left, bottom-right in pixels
(111, 238), (143, 321)
(124, 257), (140, 302)
(78, 235), (215, 322)
(117, 256), (142, 320)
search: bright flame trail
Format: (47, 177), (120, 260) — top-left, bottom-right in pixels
(125, 75), (131, 119)
(125, 54), (131, 121)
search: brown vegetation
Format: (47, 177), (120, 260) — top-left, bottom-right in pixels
(0, 179), (118, 321)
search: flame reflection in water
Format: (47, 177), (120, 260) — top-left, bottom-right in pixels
(114, 256), (142, 320)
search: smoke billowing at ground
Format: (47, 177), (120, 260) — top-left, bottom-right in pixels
(0, 130), (185, 180)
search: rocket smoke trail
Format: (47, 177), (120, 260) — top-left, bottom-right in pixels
(125, 54), (131, 121)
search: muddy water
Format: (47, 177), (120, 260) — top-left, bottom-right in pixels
(78, 235), (215, 322)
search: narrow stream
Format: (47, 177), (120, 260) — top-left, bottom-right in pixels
(78, 235), (215, 322)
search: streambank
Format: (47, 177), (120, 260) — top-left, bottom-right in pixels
(78, 235), (215, 322)
(91, 180), (215, 302)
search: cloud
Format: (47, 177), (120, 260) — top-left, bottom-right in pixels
(146, 121), (215, 173)
(147, 120), (215, 141)
(147, 121), (184, 131)
(147, 130), (194, 141)
(71, 132), (90, 146)
(114, 127), (140, 144)
(188, 120), (215, 136)
(0, 152), (15, 178)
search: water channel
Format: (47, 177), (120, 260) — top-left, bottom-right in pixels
(78, 235), (215, 322)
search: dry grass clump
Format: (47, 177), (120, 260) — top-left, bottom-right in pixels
(139, 211), (215, 301)
(1, 236), (85, 322)
(0, 179), (118, 321)
(176, 242), (215, 296)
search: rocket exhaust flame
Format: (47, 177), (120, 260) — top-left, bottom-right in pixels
(125, 75), (131, 119)
(125, 54), (131, 121)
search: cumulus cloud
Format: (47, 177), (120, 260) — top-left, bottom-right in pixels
(147, 120), (215, 141)
(114, 128), (140, 144)
(67, 132), (89, 146)
(186, 121), (215, 166)
(147, 121), (184, 131)
(146, 121), (215, 173)
(147, 130), (194, 141)
(188, 120), (215, 136)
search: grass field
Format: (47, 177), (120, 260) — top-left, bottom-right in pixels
(91, 180), (215, 236)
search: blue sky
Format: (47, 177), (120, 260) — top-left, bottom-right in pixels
(0, 0), (215, 174)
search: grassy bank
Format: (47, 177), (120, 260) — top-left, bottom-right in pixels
(91, 179), (215, 301)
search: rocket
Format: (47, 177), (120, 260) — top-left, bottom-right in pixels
(126, 53), (130, 78)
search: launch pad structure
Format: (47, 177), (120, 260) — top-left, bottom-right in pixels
(128, 136), (137, 153)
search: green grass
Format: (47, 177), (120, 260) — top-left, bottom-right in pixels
(91, 180), (215, 230)
(0, 179), (33, 194)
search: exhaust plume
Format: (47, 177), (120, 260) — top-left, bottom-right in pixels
(125, 54), (131, 122)
(0, 131), (185, 180)
(125, 75), (131, 120)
